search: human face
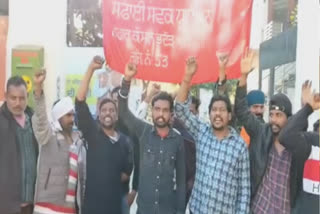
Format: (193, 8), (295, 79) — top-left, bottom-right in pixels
(152, 100), (172, 128)
(59, 111), (74, 132)
(99, 102), (118, 129)
(209, 100), (231, 131)
(250, 104), (265, 119)
(269, 110), (288, 135)
(189, 103), (198, 115)
(5, 85), (28, 116)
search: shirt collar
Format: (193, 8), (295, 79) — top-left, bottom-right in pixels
(205, 124), (238, 141)
(151, 126), (176, 138)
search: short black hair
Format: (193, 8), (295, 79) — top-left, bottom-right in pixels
(6, 76), (27, 92)
(151, 91), (174, 112)
(208, 95), (232, 113)
(191, 96), (201, 111)
(99, 97), (117, 111)
(111, 86), (121, 97)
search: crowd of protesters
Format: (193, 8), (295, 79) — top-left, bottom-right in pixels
(0, 50), (319, 214)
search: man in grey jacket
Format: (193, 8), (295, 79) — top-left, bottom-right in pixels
(31, 70), (86, 214)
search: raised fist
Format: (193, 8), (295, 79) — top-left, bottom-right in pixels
(89, 55), (105, 71)
(124, 63), (137, 81)
(185, 57), (198, 77)
(33, 68), (46, 86)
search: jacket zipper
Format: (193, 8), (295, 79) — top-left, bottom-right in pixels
(44, 168), (51, 190)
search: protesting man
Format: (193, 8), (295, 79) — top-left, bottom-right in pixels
(75, 56), (133, 214)
(175, 57), (250, 214)
(240, 90), (265, 145)
(0, 76), (38, 214)
(235, 50), (307, 213)
(31, 70), (87, 214)
(136, 83), (196, 209)
(118, 63), (186, 214)
(109, 85), (137, 214)
(278, 80), (320, 214)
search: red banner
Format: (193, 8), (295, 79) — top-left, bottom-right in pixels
(103, 0), (253, 84)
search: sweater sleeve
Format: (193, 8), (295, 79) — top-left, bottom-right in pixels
(118, 79), (150, 142)
(279, 104), (313, 159)
(75, 98), (97, 142)
(32, 92), (53, 146)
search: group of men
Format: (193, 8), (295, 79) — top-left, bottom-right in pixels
(0, 50), (319, 214)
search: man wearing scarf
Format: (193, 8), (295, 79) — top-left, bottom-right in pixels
(31, 70), (86, 214)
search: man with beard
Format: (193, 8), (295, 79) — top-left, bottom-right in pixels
(118, 63), (186, 214)
(75, 56), (133, 214)
(278, 81), (320, 214)
(0, 76), (38, 214)
(235, 50), (305, 213)
(240, 90), (265, 145)
(32, 70), (87, 214)
(175, 57), (250, 214)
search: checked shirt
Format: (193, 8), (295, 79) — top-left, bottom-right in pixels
(175, 98), (250, 214)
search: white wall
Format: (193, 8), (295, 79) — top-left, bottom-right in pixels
(7, 0), (67, 108)
(295, 0), (320, 129)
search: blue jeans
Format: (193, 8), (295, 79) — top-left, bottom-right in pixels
(122, 195), (129, 214)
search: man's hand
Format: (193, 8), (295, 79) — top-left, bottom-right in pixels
(313, 93), (320, 111)
(121, 173), (130, 182)
(33, 68), (46, 96)
(301, 80), (313, 106)
(124, 63), (137, 81)
(89, 56), (104, 71)
(127, 190), (137, 207)
(218, 54), (229, 71)
(34, 68), (46, 86)
(185, 57), (198, 79)
(217, 54), (228, 85)
(145, 83), (161, 103)
(301, 80), (320, 110)
(240, 48), (255, 76)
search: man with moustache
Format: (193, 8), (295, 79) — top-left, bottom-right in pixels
(175, 57), (250, 214)
(75, 56), (133, 214)
(0, 76), (38, 214)
(118, 63), (186, 214)
(234, 50), (302, 214)
(240, 90), (265, 145)
(31, 70), (87, 214)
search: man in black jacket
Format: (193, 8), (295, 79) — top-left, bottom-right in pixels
(75, 56), (133, 214)
(279, 80), (320, 214)
(0, 76), (38, 214)
(118, 63), (186, 214)
(234, 50), (303, 213)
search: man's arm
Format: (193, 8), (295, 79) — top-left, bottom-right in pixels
(32, 69), (52, 145)
(234, 49), (262, 138)
(236, 146), (250, 214)
(75, 56), (104, 139)
(176, 139), (186, 214)
(118, 63), (149, 139)
(175, 57), (203, 139)
(135, 83), (160, 120)
(279, 81), (320, 157)
(214, 54), (228, 96)
(122, 136), (134, 178)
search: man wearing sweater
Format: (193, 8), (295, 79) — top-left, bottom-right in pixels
(75, 56), (133, 214)
(278, 80), (320, 214)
